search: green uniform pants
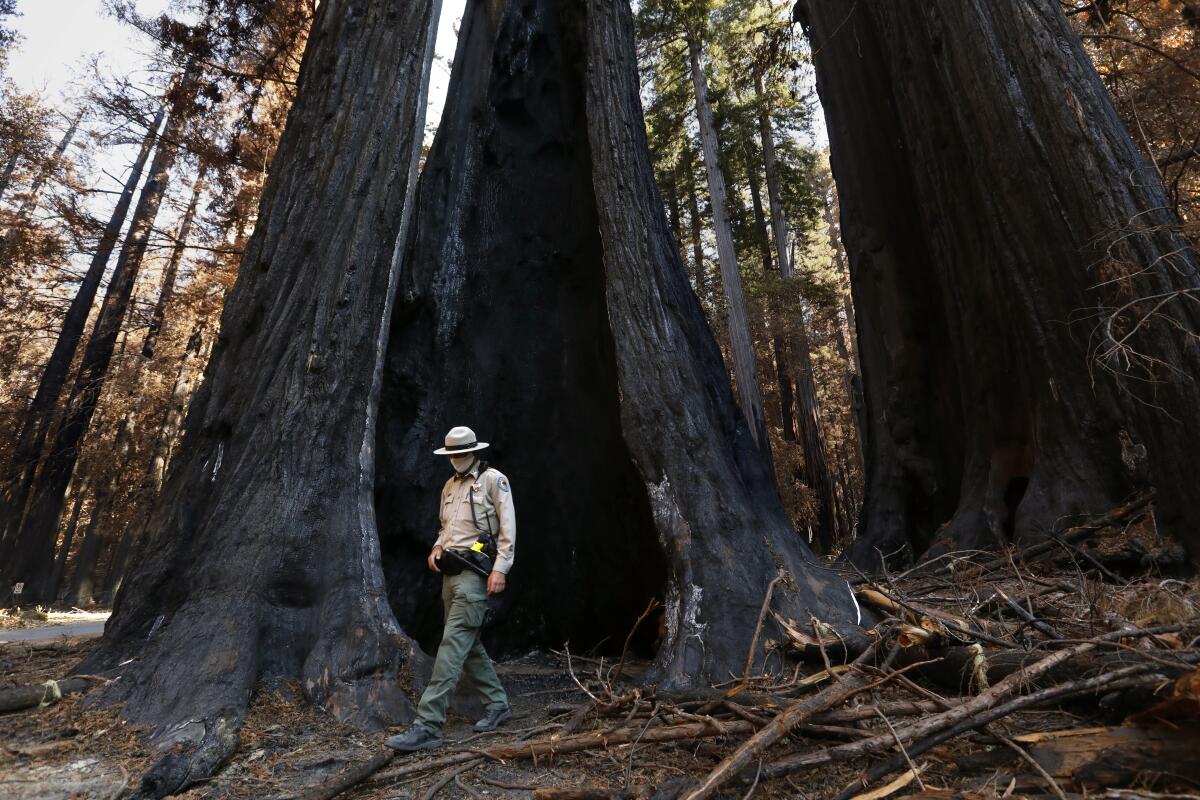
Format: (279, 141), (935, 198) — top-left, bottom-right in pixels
(415, 571), (508, 732)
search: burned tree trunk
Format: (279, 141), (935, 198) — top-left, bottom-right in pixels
(795, 0), (1200, 566)
(100, 325), (207, 605)
(587, 0), (857, 684)
(77, 0), (440, 794)
(377, 0), (857, 690)
(141, 163), (206, 359)
(46, 484), (86, 602)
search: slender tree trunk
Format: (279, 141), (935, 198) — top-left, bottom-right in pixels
(684, 144), (707, 300)
(79, 1), (440, 793)
(2, 81), (196, 604)
(142, 163), (206, 359)
(63, 487), (108, 607)
(754, 80), (838, 550)
(0, 106), (165, 554)
(47, 485), (86, 603)
(667, 157), (684, 257)
(0, 150), (19, 205)
(686, 36), (771, 457)
(796, 0), (1200, 566)
(100, 325), (205, 605)
(0, 110), (81, 248)
(824, 198), (865, 474)
(745, 140), (797, 441)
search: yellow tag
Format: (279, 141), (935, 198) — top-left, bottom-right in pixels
(471, 541), (485, 552)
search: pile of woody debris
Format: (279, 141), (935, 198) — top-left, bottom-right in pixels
(3, 492), (1197, 800)
(292, 491), (1199, 800)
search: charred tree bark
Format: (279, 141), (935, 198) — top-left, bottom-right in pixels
(1, 90), (192, 605)
(378, 0), (858, 690)
(77, 1), (439, 794)
(796, 0), (1200, 566)
(0, 107), (163, 551)
(47, 484), (86, 602)
(686, 36), (772, 457)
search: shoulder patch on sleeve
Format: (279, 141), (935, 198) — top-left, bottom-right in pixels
(497, 476), (510, 493)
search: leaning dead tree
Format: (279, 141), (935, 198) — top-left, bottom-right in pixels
(378, 0), (858, 690)
(795, 0), (1200, 567)
(78, 0), (441, 795)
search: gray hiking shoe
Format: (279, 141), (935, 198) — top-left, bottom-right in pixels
(474, 704), (512, 732)
(384, 724), (442, 752)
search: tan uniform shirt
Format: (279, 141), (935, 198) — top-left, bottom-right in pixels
(434, 463), (516, 574)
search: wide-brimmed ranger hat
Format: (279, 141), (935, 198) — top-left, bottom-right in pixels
(433, 426), (490, 455)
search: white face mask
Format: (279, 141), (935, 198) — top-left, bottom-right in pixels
(449, 454), (476, 474)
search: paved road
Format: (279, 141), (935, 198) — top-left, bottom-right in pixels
(0, 621), (106, 642)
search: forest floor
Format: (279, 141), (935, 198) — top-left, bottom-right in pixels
(2, 500), (1199, 800)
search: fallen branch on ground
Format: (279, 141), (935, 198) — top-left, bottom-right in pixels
(0, 675), (105, 713)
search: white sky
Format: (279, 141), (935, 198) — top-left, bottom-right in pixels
(7, 0), (172, 102)
(8, 0), (466, 143)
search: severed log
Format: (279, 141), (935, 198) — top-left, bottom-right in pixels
(894, 645), (1155, 695)
(0, 676), (99, 713)
(1036, 725), (1200, 791)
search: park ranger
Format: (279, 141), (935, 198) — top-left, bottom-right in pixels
(385, 426), (516, 752)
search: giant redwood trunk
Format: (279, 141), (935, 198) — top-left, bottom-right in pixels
(377, 0), (857, 690)
(77, 1), (439, 794)
(795, 0), (1200, 567)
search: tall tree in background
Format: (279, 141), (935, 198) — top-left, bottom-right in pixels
(735, 5), (840, 550)
(1, 64), (200, 605)
(80, 0), (439, 794)
(0, 106), (164, 551)
(637, 0), (853, 549)
(796, 0), (1200, 566)
(639, 0), (773, 458)
(0, 0), (314, 605)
